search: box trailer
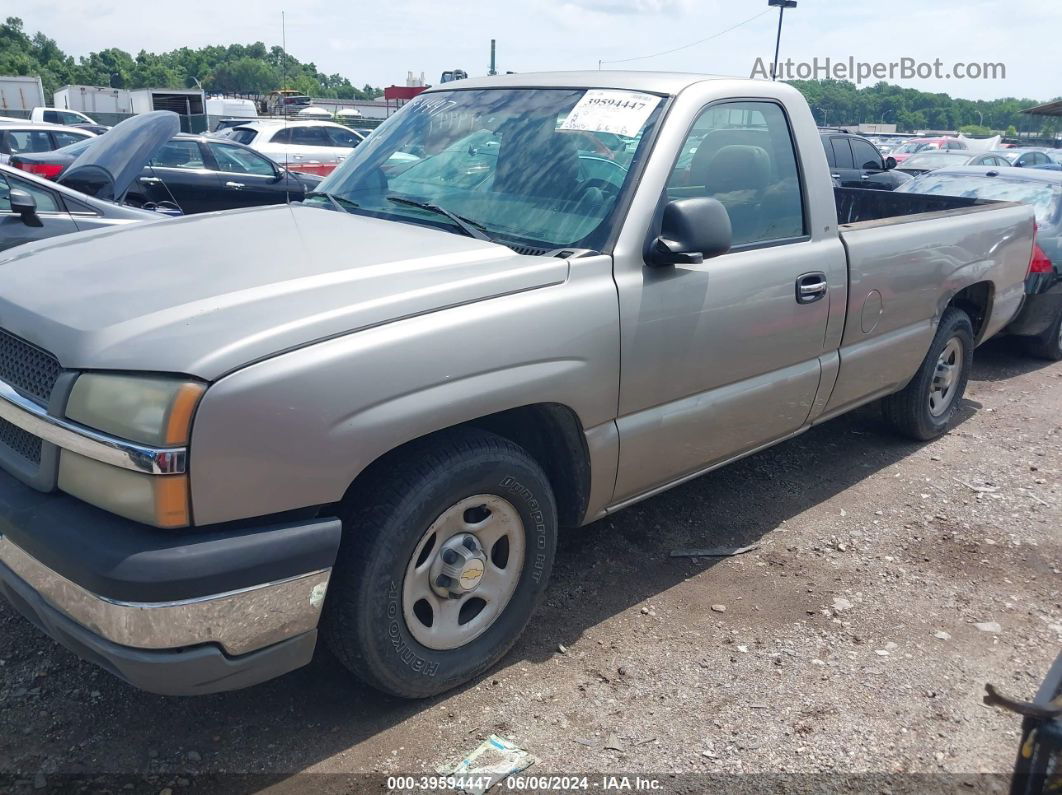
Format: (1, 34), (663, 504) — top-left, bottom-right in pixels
(129, 88), (205, 116)
(54, 85), (132, 114)
(0, 76), (45, 112)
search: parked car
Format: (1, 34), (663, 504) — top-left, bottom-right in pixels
(897, 167), (1062, 359)
(0, 122), (94, 165)
(11, 132), (322, 214)
(990, 148), (1056, 169)
(820, 131), (912, 189)
(0, 73), (1035, 699)
(889, 137), (967, 164)
(29, 107), (98, 126)
(0, 113), (179, 252)
(895, 150), (1012, 176)
(214, 119), (365, 176)
(68, 122), (111, 136)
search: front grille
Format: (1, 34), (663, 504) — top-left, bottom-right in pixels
(0, 416), (42, 464)
(0, 328), (61, 404)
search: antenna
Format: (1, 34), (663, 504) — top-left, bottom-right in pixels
(282, 10), (290, 205)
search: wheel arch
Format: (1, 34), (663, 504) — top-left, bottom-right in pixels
(945, 280), (994, 344)
(339, 403), (592, 529)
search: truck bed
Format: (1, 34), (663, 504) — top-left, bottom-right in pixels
(834, 186), (995, 225)
(822, 190), (1034, 418)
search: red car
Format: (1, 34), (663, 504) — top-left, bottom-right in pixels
(889, 137), (967, 164)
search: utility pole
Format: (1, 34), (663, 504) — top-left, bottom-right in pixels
(768, 0), (797, 80)
(489, 39), (497, 76)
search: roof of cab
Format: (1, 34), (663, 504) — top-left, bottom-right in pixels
(422, 70), (733, 95)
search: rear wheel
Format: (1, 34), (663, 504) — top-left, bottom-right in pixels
(322, 429), (557, 698)
(882, 307), (973, 441)
(1023, 307), (1062, 361)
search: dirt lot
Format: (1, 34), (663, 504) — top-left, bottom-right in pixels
(1, 337), (1059, 793)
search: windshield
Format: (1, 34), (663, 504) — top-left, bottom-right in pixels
(902, 152), (971, 169)
(314, 87), (662, 251)
(897, 173), (1062, 226)
(893, 142), (922, 154)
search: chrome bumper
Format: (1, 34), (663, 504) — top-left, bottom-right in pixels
(0, 534), (330, 656)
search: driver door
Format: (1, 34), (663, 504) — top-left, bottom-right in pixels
(612, 100), (840, 503)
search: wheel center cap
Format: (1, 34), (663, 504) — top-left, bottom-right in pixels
(430, 533), (487, 598)
(459, 559), (484, 588)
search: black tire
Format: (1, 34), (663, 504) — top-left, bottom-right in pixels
(322, 429), (557, 698)
(1022, 307), (1062, 361)
(882, 307), (974, 441)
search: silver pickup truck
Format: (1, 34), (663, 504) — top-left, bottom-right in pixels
(0, 72), (1036, 698)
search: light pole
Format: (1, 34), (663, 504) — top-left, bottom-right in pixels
(815, 106), (828, 127)
(769, 0), (798, 80)
(976, 110), (984, 127)
(880, 109), (893, 125)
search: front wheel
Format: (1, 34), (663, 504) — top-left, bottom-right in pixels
(322, 429), (557, 698)
(882, 307), (974, 441)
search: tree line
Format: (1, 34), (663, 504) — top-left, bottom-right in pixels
(0, 17), (382, 101)
(2, 15), (1059, 137)
(790, 78), (1058, 138)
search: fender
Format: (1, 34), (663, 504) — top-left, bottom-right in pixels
(188, 255), (621, 525)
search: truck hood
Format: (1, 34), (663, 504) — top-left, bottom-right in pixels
(0, 204), (569, 380)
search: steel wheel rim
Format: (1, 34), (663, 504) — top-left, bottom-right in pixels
(928, 336), (963, 417)
(402, 494), (526, 651)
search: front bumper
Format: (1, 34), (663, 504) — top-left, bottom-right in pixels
(0, 471), (342, 695)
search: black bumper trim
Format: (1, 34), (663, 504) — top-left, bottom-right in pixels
(0, 469), (342, 602)
(0, 555), (316, 695)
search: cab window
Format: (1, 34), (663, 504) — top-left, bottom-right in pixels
(208, 143), (276, 176)
(830, 138), (855, 169)
(51, 130), (87, 148)
(3, 129), (52, 155)
(666, 101), (805, 246)
(291, 127), (329, 147)
(850, 139), (883, 170)
(324, 127), (362, 148)
(149, 140), (205, 169)
(0, 172), (61, 213)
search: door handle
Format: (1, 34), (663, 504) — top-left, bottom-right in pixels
(830, 173), (841, 179)
(225, 181), (244, 189)
(140, 176), (161, 184)
(796, 272), (828, 304)
(860, 174), (870, 180)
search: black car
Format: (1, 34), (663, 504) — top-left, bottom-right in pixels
(897, 167), (1062, 359)
(820, 131), (912, 190)
(10, 133), (322, 215)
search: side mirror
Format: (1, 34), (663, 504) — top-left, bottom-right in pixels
(648, 197), (732, 267)
(10, 189), (38, 222)
(885, 156), (897, 170)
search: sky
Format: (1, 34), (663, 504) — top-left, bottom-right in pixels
(20, 0), (1061, 102)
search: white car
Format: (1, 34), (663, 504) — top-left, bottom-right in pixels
(30, 107), (98, 126)
(0, 122), (95, 165)
(215, 120), (363, 176)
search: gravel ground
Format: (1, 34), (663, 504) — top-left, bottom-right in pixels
(0, 336), (1059, 794)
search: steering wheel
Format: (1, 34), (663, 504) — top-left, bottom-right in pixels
(576, 178), (621, 203)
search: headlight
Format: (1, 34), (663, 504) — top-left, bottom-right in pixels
(66, 374), (205, 446)
(60, 374), (205, 528)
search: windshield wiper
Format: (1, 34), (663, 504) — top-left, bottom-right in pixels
(306, 191), (360, 213)
(386, 195), (495, 243)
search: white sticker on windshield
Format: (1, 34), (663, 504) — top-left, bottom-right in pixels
(560, 90), (660, 137)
